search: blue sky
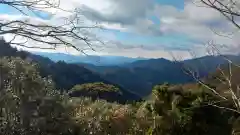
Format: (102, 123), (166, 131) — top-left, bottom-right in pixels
(0, 0), (237, 59)
(0, 4), (51, 19)
(156, 0), (184, 8)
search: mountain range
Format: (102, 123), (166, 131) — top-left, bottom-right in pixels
(2, 39), (240, 97)
(32, 51), (147, 66)
(35, 51), (240, 96)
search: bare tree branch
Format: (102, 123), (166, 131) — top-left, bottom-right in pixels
(179, 0), (240, 115)
(0, 0), (102, 52)
(199, 0), (240, 29)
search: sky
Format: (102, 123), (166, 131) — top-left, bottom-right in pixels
(0, 0), (240, 59)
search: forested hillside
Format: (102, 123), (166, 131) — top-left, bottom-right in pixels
(0, 39), (141, 102)
(79, 55), (240, 96)
(1, 55), (240, 135)
(2, 38), (240, 135)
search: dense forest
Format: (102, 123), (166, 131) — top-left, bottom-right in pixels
(1, 39), (240, 135)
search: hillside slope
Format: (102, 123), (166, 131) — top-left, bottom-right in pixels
(80, 56), (240, 96)
(0, 39), (141, 102)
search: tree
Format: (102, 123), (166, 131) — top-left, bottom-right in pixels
(145, 83), (232, 135)
(184, 0), (240, 113)
(69, 82), (124, 103)
(0, 57), (75, 135)
(182, 1), (240, 134)
(0, 0), (101, 52)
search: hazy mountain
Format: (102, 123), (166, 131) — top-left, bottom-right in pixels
(33, 51), (148, 66)
(79, 58), (192, 96)
(80, 55), (240, 96)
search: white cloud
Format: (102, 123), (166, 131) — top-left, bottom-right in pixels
(1, 0), (240, 59)
(94, 46), (192, 60)
(155, 0), (240, 55)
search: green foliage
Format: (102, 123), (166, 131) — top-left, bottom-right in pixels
(0, 57), (74, 135)
(0, 57), (149, 135)
(0, 48), (239, 135)
(145, 83), (233, 135)
(68, 82), (124, 103)
(70, 82), (121, 93)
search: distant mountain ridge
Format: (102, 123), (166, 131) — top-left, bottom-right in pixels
(33, 51), (148, 66)
(3, 39), (240, 97)
(79, 55), (240, 96)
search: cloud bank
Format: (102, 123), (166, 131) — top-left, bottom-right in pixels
(1, 0), (240, 59)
